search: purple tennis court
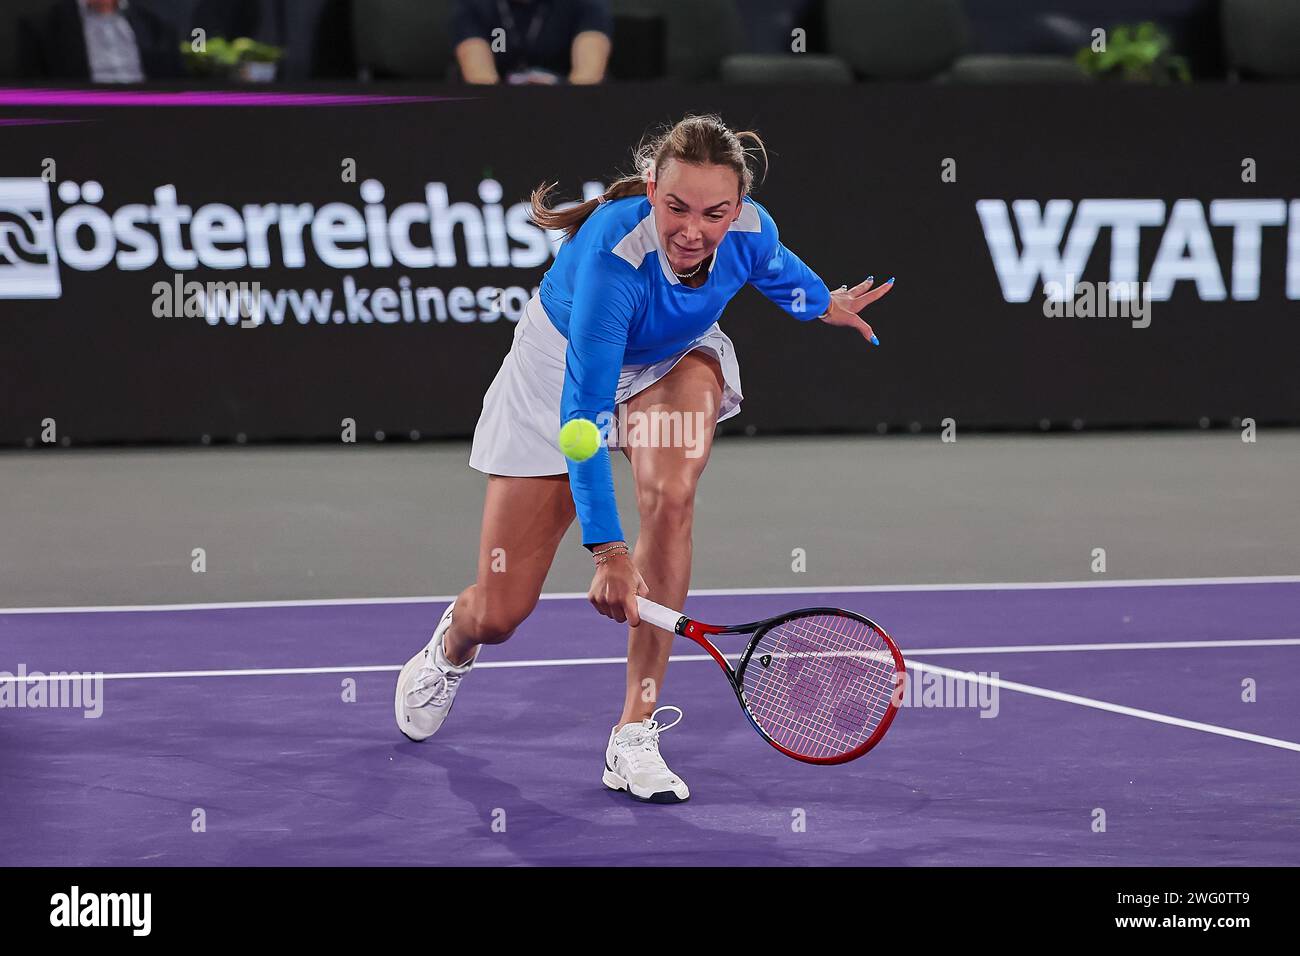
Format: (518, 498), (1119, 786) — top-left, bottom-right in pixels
(5, 575), (1297, 866)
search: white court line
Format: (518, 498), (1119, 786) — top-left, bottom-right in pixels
(2, 574), (1299, 615)
(0, 657), (705, 683)
(2, 636), (1296, 684)
(909, 661), (1300, 754)
(7, 646), (1297, 756)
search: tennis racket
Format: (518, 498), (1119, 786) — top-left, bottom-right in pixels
(636, 597), (906, 765)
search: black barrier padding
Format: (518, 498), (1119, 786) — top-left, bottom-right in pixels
(1, 83), (1297, 446)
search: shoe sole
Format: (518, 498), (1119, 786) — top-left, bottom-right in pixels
(602, 765), (690, 804)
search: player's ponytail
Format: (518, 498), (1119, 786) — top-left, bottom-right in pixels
(529, 114), (767, 243)
(528, 174), (646, 243)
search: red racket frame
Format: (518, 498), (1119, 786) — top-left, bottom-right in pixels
(645, 602), (907, 765)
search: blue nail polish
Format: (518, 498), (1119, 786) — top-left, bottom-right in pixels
(866, 275), (874, 282)
(871, 334), (880, 346)
(887, 276), (895, 284)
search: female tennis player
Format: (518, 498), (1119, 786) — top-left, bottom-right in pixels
(395, 114), (893, 802)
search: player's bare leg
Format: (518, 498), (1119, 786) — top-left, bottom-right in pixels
(617, 350), (724, 726)
(395, 474), (574, 741)
(443, 474), (577, 664)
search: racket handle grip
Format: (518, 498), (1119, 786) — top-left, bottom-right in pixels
(636, 597), (686, 634)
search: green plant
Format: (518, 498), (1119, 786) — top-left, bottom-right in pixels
(181, 37), (284, 76)
(1075, 22), (1191, 84)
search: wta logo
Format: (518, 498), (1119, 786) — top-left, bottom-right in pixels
(977, 198), (1300, 302)
(0, 176), (604, 300)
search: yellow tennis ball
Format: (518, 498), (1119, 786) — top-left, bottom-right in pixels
(558, 418), (601, 462)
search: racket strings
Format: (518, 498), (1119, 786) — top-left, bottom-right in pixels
(741, 613), (900, 759)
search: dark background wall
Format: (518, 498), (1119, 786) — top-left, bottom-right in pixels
(1, 83), (1297, 446)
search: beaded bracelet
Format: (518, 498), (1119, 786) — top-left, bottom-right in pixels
(593, 546), (629, 566)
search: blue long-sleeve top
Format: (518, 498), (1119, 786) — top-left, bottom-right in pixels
(539, 195), (831, 547)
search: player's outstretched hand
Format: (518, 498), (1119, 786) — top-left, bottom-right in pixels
(589, 552), (649, 626)
(819, 276), (895, 345)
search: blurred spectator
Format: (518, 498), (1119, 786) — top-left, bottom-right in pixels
(453, 0), (612, 85)
(20, 0), (184, 82)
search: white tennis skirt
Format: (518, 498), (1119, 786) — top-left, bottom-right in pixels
(469, 292), (744, 476)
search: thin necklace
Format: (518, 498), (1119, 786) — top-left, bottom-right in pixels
(674, 257), (707, 280)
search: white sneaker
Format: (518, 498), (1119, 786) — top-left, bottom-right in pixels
(394, 601), (479, 742)
(602, 705), (690, 803)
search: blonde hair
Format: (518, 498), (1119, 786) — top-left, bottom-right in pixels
(529, 114), (768, 242)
